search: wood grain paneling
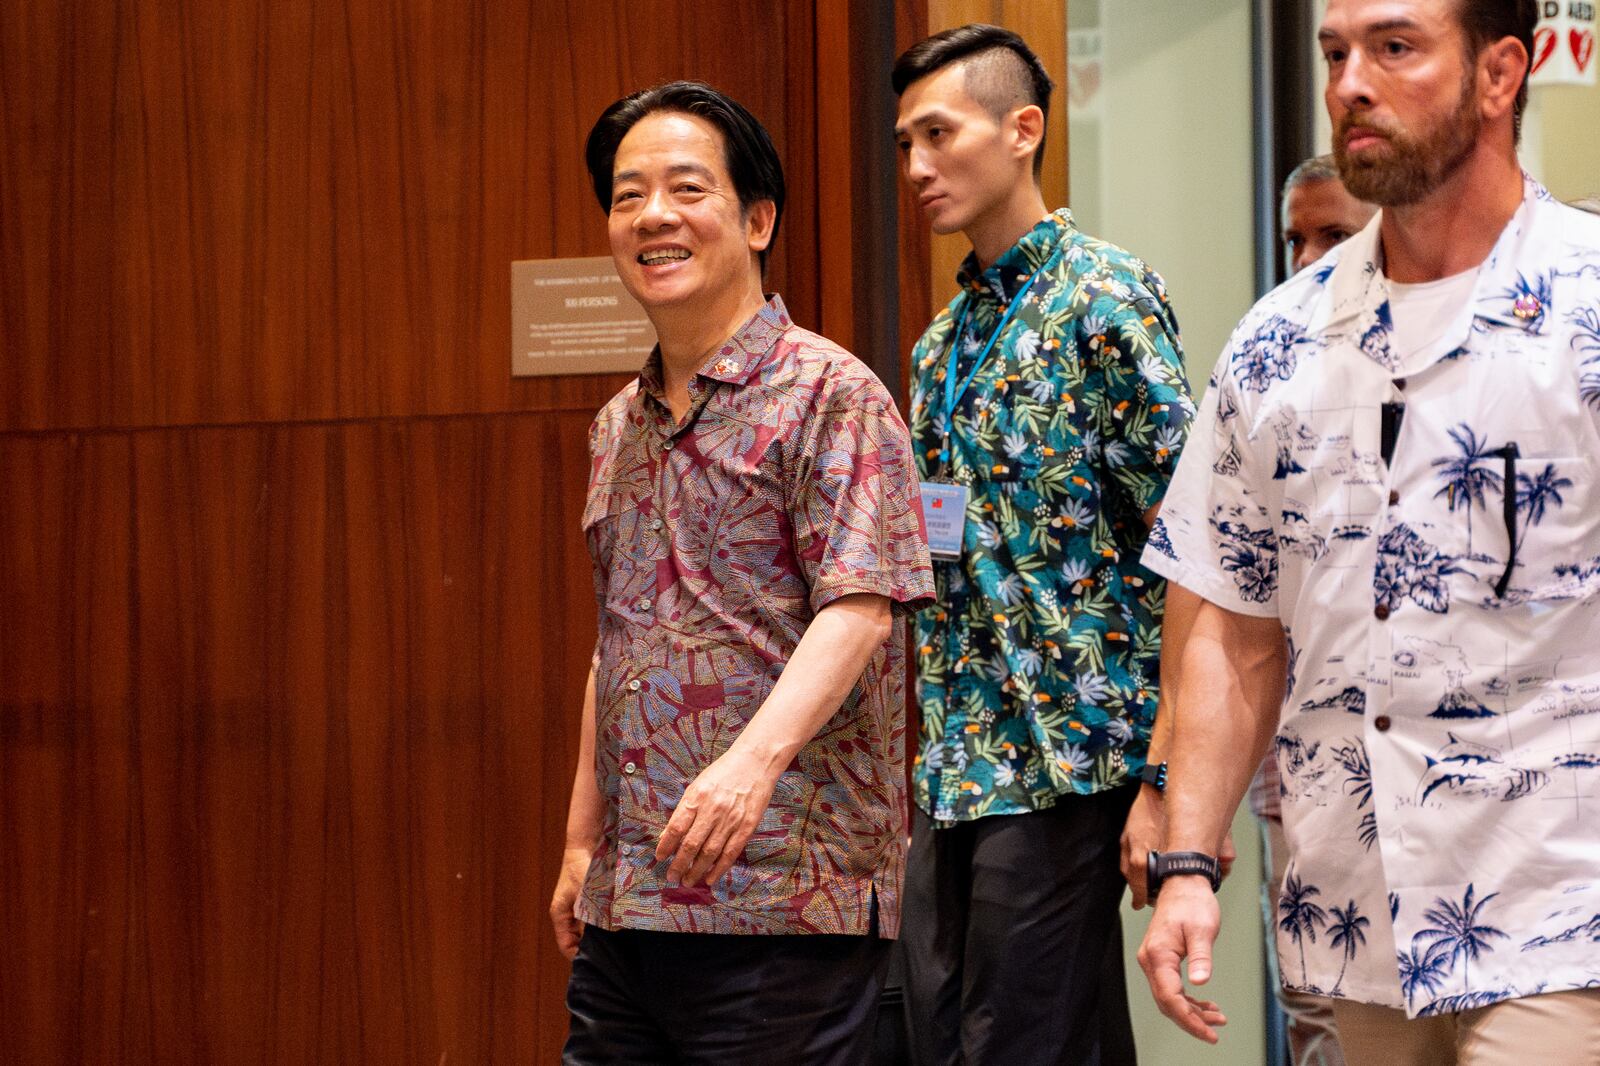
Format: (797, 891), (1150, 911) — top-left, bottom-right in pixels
(0, 411), (604, 1064)
(0, 0), (816, 434)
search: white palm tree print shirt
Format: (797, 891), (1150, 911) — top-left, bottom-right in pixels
(1145, 176), (1600, 1016)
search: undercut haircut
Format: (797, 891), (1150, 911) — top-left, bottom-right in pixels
(1455, 0), (1538, 140)
(892, 24), (1055, 178)
(584, 80), (785, 271)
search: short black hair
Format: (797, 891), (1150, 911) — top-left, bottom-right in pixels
(1455, 0), (1538, 139)
(584, 80), (785, 271)
(892, 24), (1054, 178)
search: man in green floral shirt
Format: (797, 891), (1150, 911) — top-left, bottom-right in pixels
(893, 24), (1194, 1064)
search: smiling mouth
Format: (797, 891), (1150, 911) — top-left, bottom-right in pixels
(639, 249), (691, 266)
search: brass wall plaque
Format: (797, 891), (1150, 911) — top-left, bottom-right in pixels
(511, 256), (657, 377)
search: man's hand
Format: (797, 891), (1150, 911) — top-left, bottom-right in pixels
(1137, 876), (1229, 1043)
(549, 844), (594, 960)
(657, 747), (781, 886)
(1120, 784), (1166, 909)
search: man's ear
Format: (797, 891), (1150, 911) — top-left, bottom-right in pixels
(1010, 103), (1045, 165)
(1477, 36), (1527, 125)
(746, 199), (777, 253)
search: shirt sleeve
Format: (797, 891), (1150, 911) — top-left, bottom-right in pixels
(1139, 347), (1282, 619)
(1093, 283), (1196, 517)
(788, 371), (936, 616)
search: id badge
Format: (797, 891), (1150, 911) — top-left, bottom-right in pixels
(919, 481), (969, 561)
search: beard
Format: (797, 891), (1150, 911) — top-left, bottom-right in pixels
(1334, 77), (1480, 207)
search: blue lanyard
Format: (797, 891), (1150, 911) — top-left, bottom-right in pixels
(938, 261), (1049, 470)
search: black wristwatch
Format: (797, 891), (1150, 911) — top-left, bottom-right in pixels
(1147, 849), (1222, 896)
(1137, 761), (1168, 792)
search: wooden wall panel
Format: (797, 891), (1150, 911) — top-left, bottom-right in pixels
(0, 0), (816, 434)
(0, 412), (602, 1064)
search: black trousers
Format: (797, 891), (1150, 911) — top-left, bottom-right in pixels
(900, 787), (1139, 1066)
(564, 912), (892, 1065)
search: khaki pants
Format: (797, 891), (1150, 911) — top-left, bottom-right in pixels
(1331, 988), (1600, 1066)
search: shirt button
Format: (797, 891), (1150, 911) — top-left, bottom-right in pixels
(628, 679), (642, 692)
(1374, 604), (1391, 620)
(638, 598), (653, 612)
(1389, 489), (1401, 506)
(662, 440), (674, 451)
(650, 517), (664, 531)
(1374, 715), (1392, 732)
(623, 761), (638, 774)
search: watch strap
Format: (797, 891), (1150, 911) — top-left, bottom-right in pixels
(1147, 849), (1222, 895)
(1137, 761), (1168, 792)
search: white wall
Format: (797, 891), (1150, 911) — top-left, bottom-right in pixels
(1067, 3), (1269, 1064)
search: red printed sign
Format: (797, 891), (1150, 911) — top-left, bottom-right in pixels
(1534, 4), (1598, 86)
(1533, 26), (1558, 74)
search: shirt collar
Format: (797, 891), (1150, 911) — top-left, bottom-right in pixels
(1318, 172), (1558, 348)
(955, 209), (1073, 304)
(636, 294), (793, 402)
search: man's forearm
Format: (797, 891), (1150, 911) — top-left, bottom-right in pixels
(1149, 582), (1202, 764)
(727, 593), (894, 773)
(1162, 599), (1285, 855)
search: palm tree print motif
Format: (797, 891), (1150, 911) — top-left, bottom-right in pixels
(1514, 463), (1572, 538)
(1415, 884), (1509, 995)
(1373, 523), (1462, 614)
(1327, 899), (1371, 994)
(1279, 872), (1329, 989)
(1431, 423), (1502, 554)
(1332, 740), (1376, 851)
(1397, 939), (1451, 1009)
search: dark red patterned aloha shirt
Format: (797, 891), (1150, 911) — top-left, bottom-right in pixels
(577, 295), (934, 937)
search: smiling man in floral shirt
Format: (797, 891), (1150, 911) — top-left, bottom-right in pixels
(892, 24), (1194, 1064)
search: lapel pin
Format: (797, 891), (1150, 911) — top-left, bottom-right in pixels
(713, 358), (741, 376)
(1512, 293), (1541, 320)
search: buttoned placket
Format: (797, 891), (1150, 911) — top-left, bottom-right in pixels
(934, 285), (1000, 822)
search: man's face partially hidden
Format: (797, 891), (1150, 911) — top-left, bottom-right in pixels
(1282, 177), (1377, 274)
(895, 63), (1024, 236)
(1320, 0), (1482, 207)
(606, 111), (769, 314)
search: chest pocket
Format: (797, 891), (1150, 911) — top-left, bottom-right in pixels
(1491, 451), (1598, 606)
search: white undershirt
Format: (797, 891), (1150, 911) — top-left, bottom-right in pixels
(1386, 267), (1480, 367)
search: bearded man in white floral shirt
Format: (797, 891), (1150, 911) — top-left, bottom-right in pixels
(1135, 1), (1600, 1063)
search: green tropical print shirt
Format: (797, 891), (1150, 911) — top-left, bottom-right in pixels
(909, 210), (1195, 823)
